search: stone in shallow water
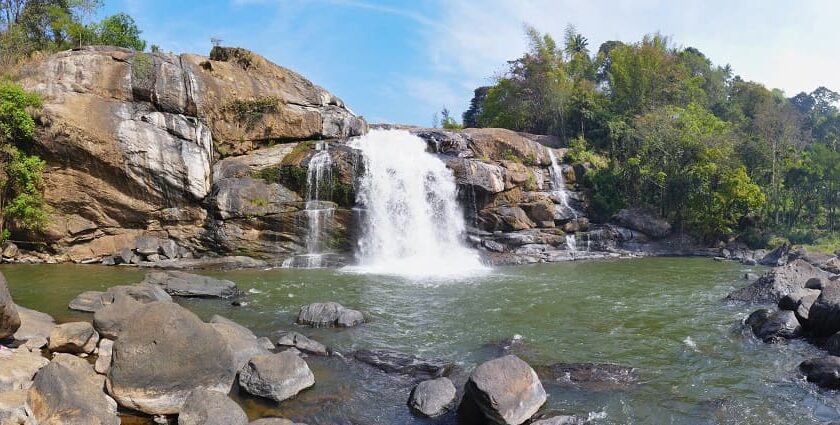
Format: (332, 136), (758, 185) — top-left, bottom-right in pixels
(142, 271), (238, 298)
(276, 331), (328, 356)
(209, 315), (272, 371)
(800, 356), (840, 389)
(296, 302), (364, 327)
(460, 355), (546, 425)
(178, 389), (248, 425)
(752, 310), (801, 343)
(353, 349), (453, 379)
(408, 377), (456, 417)
(535, 362), (639, 391)
(238, 351), (315, 403)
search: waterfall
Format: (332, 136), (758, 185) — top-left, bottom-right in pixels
(548, 149), (571, 210)
(300, 142), (334, 268)
(348, 130), (487, 278)
(566, 234), (577, 252)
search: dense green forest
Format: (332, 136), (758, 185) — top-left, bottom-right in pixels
(463, 26), (840, 250)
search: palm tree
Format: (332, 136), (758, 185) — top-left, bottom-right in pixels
(564, 25), (589, 58)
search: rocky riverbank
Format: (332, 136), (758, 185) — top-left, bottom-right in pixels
(0, 269), (615, 424)
(727, 244), (840, 389)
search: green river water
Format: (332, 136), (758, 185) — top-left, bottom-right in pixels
(2, 258), (837, 424)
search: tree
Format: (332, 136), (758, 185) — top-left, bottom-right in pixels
(0, 79), (46, 240)
(96, 12), (144, 50)
(439, 107), (462, 129)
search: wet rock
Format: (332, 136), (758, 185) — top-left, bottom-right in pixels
(535, 362), (638, 391)
(796, 291), (821, 325)
(95, 339), (114, 375)
(142, 271), (238, 298)
(0, 390), (27, 424)
(727, 259), (830, 304)
(107, 302), (237, 414)
(12, 306), (54, 342)
(611, 208), (671, 238)
(799, 356), (840, 389)
(460, 355), (546, 425)
(0, 273), (21, 340)
(209, 315), (272, 371)
(296, 302), (364, 327)
(779, 288), (820, 311)
(238, 351), (315, 403)
(276, 331), (328, 356)
(745, 309), (773, 330)
(530, 414), (588, 425)
(408, 377), (456, 417)
(743, 272), (759, 281)
(0, 349), (49, 391)
(824, 333), (840, 356)
(354, 349), (453, 379)
(48, 322), (99, 354)
(759, 243), (790, 267)
(752, 310), (801, 342)
(479, 206), (536, 232)
(27, 354), (119, 424)
(806, 284), (840, 337)
(178, 389), (248, 425)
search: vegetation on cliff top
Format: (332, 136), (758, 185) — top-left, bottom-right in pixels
(465, 25), (840, 248)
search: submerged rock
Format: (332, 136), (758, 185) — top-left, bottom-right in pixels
(276, 331), (328, 356)
(142, 271), (238, 298)
(530, 414), (588, 425)
(178, 389), (248, 425)
(48, 322), (99, 354)
(27, 354), (119, 424)
(353, 349), (453, 379)
(408, 377), (456, 417)
(238, 351), (315, 403)
(107, 302), (237, 414)
(799, 356), (840, 389)
(535, 362), (639, 391)
(296, 302), (364, 327)
(460, 355), (546, 425)
(752, 310), (801, 342)
(0, 273), (21, 340)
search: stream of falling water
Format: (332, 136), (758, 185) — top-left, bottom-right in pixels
(301, 141), (333, 268)
(347, 130), (487, 279)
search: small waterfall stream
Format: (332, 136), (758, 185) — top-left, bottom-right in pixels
(348, 130), (486, 278)
(548, 149), (572, 211)
(300, 142), (334, 268)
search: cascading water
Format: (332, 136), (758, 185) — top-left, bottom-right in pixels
(548, 149), (572, 211)
(300, 142), (334, 268)
(566, 233), (577, 252)
(348, 130), (487, 278)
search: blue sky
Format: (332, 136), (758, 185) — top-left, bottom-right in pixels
(98, 0), (840, 126)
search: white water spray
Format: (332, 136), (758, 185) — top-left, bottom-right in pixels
(348, 130), (487, 278)
(300, 142), (333, 268)
(548, 149), (571, 210)
(566, 234), (577, 252)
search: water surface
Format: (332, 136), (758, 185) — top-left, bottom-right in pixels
(3, 258), (836, 424)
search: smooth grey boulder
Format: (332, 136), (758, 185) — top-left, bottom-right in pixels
(142, 271), (238, 298)
(408, 377), (456, 417)
(0, 273), (21, 340)
(753, 310), (801, 342)
(27, 354), (119, 425)
(178, 389), (248, 425)
(107, 302), (237, 414)
(209, 315), (272, 371)
(93, 293), (143, 339)
(12, 306), (54, 342)
(727, 259), (830, 303)
(806, 284), (840, 337)
(460, 355), (546, 425)
(354, 349), (453, 379)
(0, 349), (49, 391)
(94, 339), (114, 375)
(238, 351), (315, 403)
(296, 302), (364, 327)
(69, 284), (172, 313)
(276, 331), (328, 356)
(48, 322), (99, 354)
(68, 291), (107, 312)
(800, 356), (840, 389)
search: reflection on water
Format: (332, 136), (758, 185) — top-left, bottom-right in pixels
(3, 258), (837, 424)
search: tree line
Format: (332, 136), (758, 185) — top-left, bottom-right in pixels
(462, 25), (840, 249)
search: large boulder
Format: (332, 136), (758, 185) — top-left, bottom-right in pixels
(460, 355), (546, 425)
(0, 273), (21, 340)
(69, 284), (172, 313)
(93, 293), (143, 339)
(178, 389), (248, 425)
(209, 315), (272, 371)
(354, 349), (453, 379)
(106, 302), (237, 414)
(48, 322), (99, 354)
(408, 377), (456, 417)
(0, 349), (49, 391)
(296, 302), (364, 327)
(12, 307), (54, 342)
(611, 208), (671, 238)
(727, 259), (831, 303)
(799, 356), (840, 389)
(142, 271), (238, 298)
(27, 354), (119, 425)
(238, 352), (315, 403)
(806, 284), (840, 337)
